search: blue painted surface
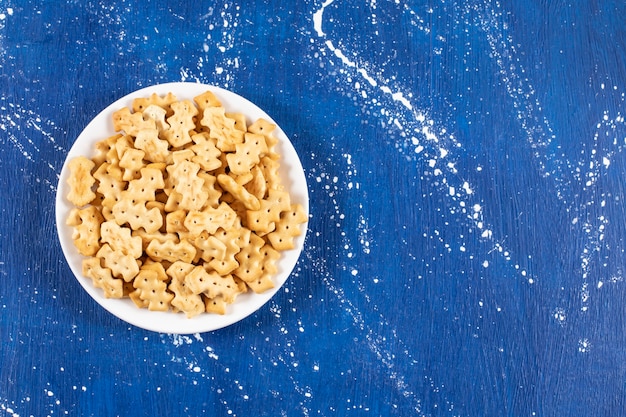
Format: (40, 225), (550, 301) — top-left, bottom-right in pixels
(1, 0), (626, 415)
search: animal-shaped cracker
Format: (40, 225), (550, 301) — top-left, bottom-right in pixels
(132, 92), (178, 116)
(96, 243), (140, 283)
(133, 268), (174, 312)
(186, 266), (240, 303)
(200, 106), (244, 152)
(167, 261), (205, 318)
(100, 220), (142, 258)
(146, 238), (196, 264)
(111, 198), (163, 234)
(246, 189), (291, 235)
(245, 244), (281, 294)
(66, 156), (96, 207)
(134, 128), (169, 163)
(226, 133), (268, 176)
(82, 257), (123, 299)
(217, 173), (260, 211)
(66, 206), (103, 256)
(267, 204), (308, 251)
(119, 148), (146, 181)
(163, 100), (198, 147)
(184, 202), (238, 236)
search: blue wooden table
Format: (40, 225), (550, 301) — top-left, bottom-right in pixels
(2, 0), (626, 415)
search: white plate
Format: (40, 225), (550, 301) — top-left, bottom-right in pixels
(55, 82), (309, 334)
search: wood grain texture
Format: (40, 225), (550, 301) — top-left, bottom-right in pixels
(1, 0), (626, 415)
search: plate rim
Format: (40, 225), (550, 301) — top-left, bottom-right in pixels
(55, 82), (309, 334)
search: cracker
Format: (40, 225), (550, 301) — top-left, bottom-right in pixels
(163, 99), (198, 147)
(246, 189), (291, 235)
(142, 104), (170, 132)
(200, 106), (244, 152)
(119, 148), (146, 181)
(111, 199), (163, 234)
(132, 92), (178, 115)
(66, 206), (103, 256)
(217, 173), (260, 211)
(267, 204), (308, 250)
(209, 226), (244, 275)
(167, 261), (205, 318)
(245, 243), (281, 293)
(184, 202), (238, 236)
(186, 266), (239, 303)
(234, 233), (265, 282)
(82, 257), (124, 299)
(134, 128), (170, 163)
(96, 243), (140, 283)
(124, 167), (165, 203)
(100, 220), (143, 258)
(189, 132), (222, 172)
(66, 156), (97, 207)
(133, 268), (174, 311)
(146, 238), (196, 264)
(226, 133), (268, 176)
(193, 90), (222, 110)
(112, 107), (156, 136)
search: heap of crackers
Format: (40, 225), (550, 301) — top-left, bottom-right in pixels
(64, 89), (307, 318)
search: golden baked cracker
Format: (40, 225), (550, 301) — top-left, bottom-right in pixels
(193, 90), (222, 110)
(113, 134), (135, 161)
(226, 112), (247, 132)
(166, 160), (207, 211)
(267, 203), (308, 251)
(163, 100), (198, 147)
(204, 295), (226, 315)
(93, 162), (126, 209)
(186, 265), (239, 302)
(245, 243), (280, 293)
(100, 220), (143, 259)
(96, 243), (140, 283)
(124, 167), (165, 203)
(132, 230), (178, 251)
(184, 202), (238, 236)
(67, 206), (103, 257)
(217, 173), (261, 211)
(246, 189), (291, 235)
(258, 155), (282, 191)
(92, 134), (122, 166)
(82, 257), (124, 299)
(133, 268), (174, 311)
(111, 199), (163, 234)
(66, 156), (96, 207)
(119, 147), (146, 181)
(146, 238), (196, 264)
(200, 106), (244, 152)
(132, 92), (178, 116)
(165, 209), (188, 235)
(142, 104), (170, 132)
(189, 132), (222, 172)
(193, 231), (227, 263)
(198, 172), (222, 209)
(208, 227), (244, 275)
(247, 118), (276, 136)
(166, 261), (205, 318)
(134, 128), (170, 163)
(248, 118), (278, 152)
(245, 166), (267, 200)
(234, 232), (265, 282)
(225, 133), (268, 176)
(112, 107), (156, 136)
